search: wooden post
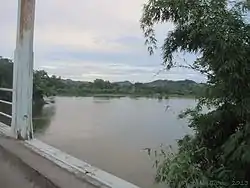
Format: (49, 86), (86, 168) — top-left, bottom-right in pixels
(11, 0), (36, 140)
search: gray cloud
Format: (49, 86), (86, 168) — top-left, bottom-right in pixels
(0, 0), (204, 82)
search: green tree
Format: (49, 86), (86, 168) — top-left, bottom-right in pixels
(0, 57), (53, 104)
(0, 57), (13, 101)
(141, 0), (250, 187)
(33, 70), (54, 104)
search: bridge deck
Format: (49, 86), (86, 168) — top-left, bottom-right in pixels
(0, 151), (41, 188)
(0, 126), (140, 188)
(0, 135), (98, 188)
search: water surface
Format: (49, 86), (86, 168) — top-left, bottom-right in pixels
(4, 97), (196, 188)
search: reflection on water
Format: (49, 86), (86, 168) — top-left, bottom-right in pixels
(93, 97), (112, 103)
(34, 97), (195, 188)
(33, 104), (56, 134)
(0, 102), (56, 134)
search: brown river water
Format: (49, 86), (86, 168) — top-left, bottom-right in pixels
(0, 97), (195, 188)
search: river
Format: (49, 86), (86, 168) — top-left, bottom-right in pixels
(1, 97), (196, 188)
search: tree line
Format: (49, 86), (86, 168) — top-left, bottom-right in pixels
(42, 75), (204, 98)
(0, 56), (205, 101)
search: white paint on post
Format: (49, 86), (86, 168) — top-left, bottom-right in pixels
(11, 0), (36, 140)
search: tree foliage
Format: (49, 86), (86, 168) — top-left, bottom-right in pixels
(0, 57), (13, 101)
(0, 57), (53, 104)
(31, 76), (204, 98)
(141, 0), (250, 187)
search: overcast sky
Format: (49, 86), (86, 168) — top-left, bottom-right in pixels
(0, 0), (205, 82)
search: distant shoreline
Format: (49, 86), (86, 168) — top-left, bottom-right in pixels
(54, 93), (198, 99)
(44, 94), (197, 105)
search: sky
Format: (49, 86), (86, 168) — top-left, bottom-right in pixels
(0, 0), (205, 83)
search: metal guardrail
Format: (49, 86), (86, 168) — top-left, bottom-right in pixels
(0, 100), (12, 105)
(0, 88), (13, 92)
(0, 87), (12, 119)
(0, 112), (12, 119)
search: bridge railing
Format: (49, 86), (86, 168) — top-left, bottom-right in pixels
(0, 88), (13, 120)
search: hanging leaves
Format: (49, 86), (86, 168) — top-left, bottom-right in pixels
(141, 0), (250, 187)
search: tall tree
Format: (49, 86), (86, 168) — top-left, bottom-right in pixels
(0, 57), (53, 104)
(141, 0), (250, 187)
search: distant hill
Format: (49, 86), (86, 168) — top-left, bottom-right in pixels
(139, 79), (204, 97)
(54, 78), (205, 97)
(114, 81), (132, 86)
(145, 79), (197, 87)
(0, 56), (206, 98)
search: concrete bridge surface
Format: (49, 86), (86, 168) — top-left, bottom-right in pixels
(0, 148), (40, 188)
(0, 124), (140, 188)
(0, 135), (97, 188)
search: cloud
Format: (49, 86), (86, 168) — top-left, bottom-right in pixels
(39, 65), (58, 70)
(37, 59), (205, 82)
(0, 0), (203, 82)
(35, 26), (128, 53)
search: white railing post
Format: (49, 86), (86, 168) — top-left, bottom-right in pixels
(11, 0), (36, 140)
